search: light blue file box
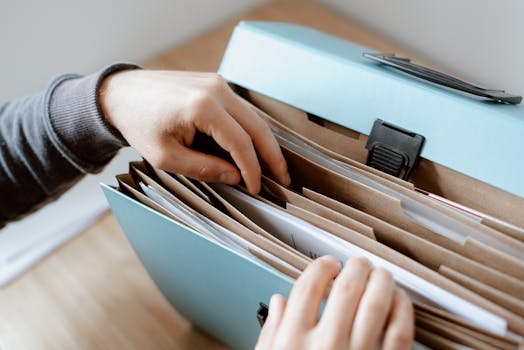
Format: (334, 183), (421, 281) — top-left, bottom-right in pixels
(102, 185), (293, 349)
(103, 22), (523, 349)
(219, 21), (524, 199)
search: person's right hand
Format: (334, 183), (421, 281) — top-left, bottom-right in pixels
(255, 256), (414, 350)
(99, 70), (290, 194)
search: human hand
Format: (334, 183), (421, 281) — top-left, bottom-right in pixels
(99, 70), (290, 194)
(255, 256), (414, 350)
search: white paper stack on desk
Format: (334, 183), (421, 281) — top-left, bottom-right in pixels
(114, 96), (524, 350)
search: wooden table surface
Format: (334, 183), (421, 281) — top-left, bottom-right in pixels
(0, 1), (417, 349)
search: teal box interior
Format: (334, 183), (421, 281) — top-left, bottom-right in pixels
(103, 21), (523, 349)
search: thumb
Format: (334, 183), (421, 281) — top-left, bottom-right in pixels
(159, 146), (241, 184)
(255, 294), (286, 350)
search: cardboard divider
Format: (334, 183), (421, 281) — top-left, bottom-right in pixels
(195, 180), (310, 260)
(242, 90), (414, 190)
(248, 247), (301, 280)
(415, 312), (502, 350)
(116, 174), (183, 224)
(481, 217), (524, 243)
(414, 302), (520, 349)
(300, 188), (524, 300)
(197, 179), (286, 247)
(243, 89), (370, 165)
(174, 174), (212, 204)
(415, 328), (467, 350)
(281, 142), (524, 264)
(283, 198), (524, 335)
(283, 146), (467, 251)
(261, 176), (376, 240)
(439, 265), (524, 318)
(257, 172), (524, 334)
(195, 180), (284, 244)
(243, 93), (524, 265)
(463, 238), (524, 281)
(412, 158), (524, 229)
(385, 175), (524, 260)
(242, 88), (524, 229)
(122, 165), (304, 284)
(129, 162), (311, 272)
(285, 204), (374, 246)
(288, 201), (376, 240)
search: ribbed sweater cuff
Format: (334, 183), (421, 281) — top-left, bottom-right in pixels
(48, 63), (140, 173)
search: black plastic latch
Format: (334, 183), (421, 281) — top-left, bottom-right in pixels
(257, 302), (269, 327)
(365, 119), (425, 180)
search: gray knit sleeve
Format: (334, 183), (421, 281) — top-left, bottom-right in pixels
(0, 63), (139, 227)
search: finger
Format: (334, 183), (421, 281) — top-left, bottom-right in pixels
(193, 102), (261, 194)
(223, 91), (290, 186)
(255, 294), (286, 350)
(382, 289), (414, 350)
(157, 140), (241, 184)
(349, 268), (395, 350)
(317, 257), (372, 345)
(279, 256), (340, 333)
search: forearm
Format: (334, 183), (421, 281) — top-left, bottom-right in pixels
(0, 63), (138, 227)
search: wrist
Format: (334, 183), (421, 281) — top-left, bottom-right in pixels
(97, 63), (142, 142)
(47, 62), (140, 173)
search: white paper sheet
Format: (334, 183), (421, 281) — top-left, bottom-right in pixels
(140, 183), (301, 278)
(0, 147), (140, 286)
(140, 182), (238, 249)
(211, 183), (508, 336)
(272, 125), (523, 259)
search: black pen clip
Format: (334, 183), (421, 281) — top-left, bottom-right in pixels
(364, 52), (522, 105)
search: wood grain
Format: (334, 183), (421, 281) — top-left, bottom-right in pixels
(0, 1), (416, 349)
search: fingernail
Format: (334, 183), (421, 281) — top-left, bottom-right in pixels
(322, 255), (336, 259)
(282, 172), (291, 186)
(320, 255), (339, 264)
(219, 171), (238, 184)
(251, 182), (261, 195)
(269, 294), (280, 310)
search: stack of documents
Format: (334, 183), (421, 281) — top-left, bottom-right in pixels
(112, 97), (524, 349)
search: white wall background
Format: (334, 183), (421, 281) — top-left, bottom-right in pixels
(0, 0), (264, 101)
(319, 0), (524, 98)
(1, 0), (522, 101)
